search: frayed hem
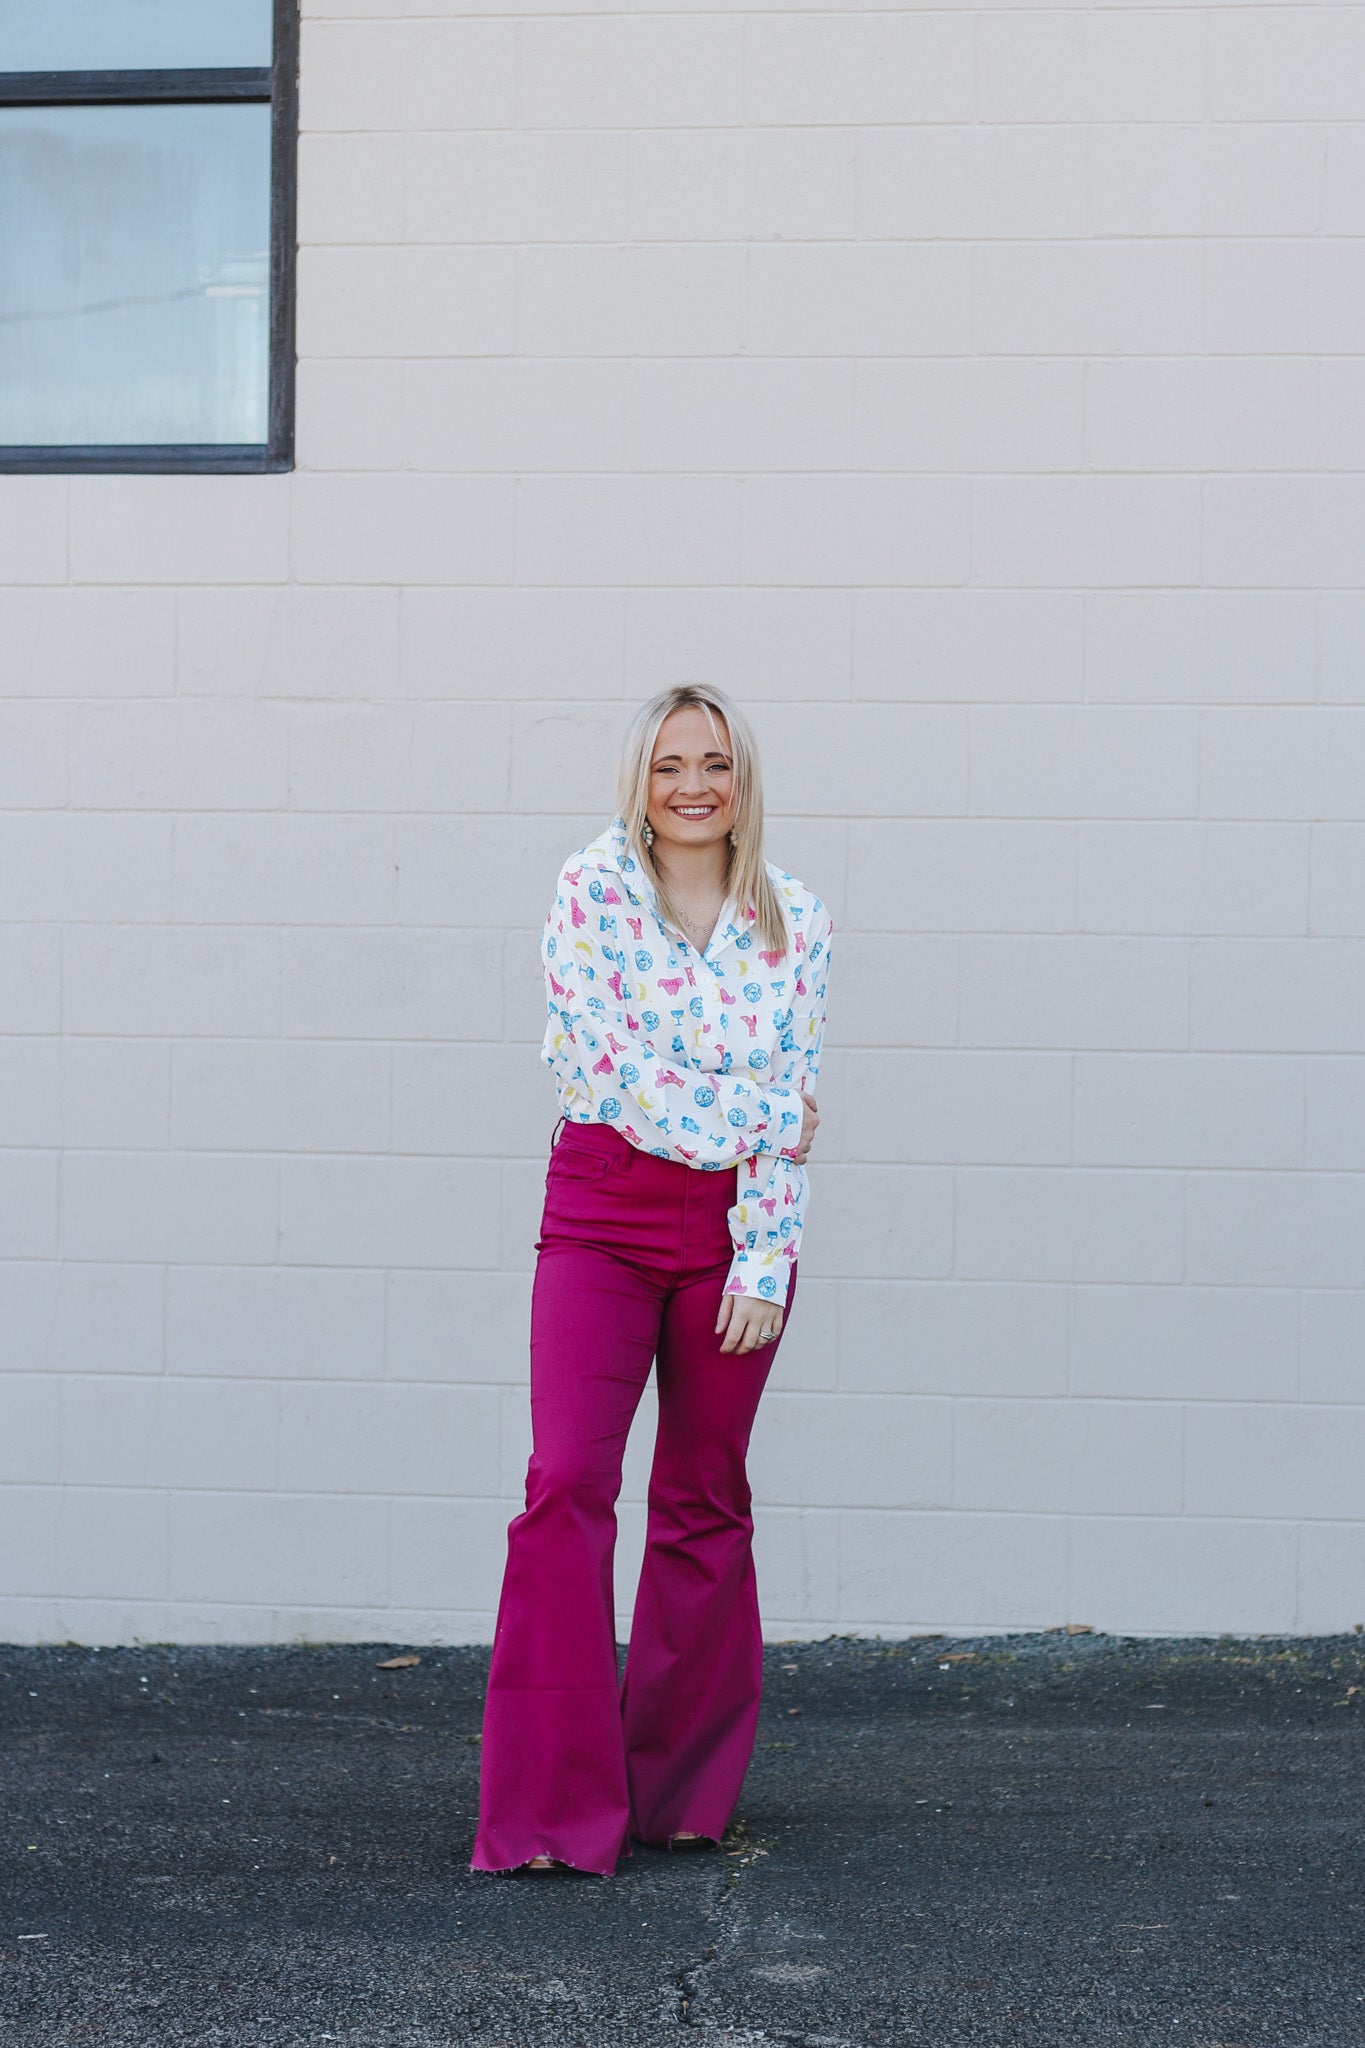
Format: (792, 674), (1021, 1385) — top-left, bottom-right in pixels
(627, 1826), (722, 1851)
(469, 1836), (633, 1879)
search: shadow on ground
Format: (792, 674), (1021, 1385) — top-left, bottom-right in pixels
(2, 1633), (1363, 2046)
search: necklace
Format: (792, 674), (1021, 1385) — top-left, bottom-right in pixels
(676, 905), (719, 945)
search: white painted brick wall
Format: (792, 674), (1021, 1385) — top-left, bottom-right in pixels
(2, 0), (1363, 1647)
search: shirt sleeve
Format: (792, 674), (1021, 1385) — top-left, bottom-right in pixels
(723, 902), (834, 1306)
(541, 866), (807, 1165)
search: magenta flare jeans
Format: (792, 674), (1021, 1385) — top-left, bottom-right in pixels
(469, 1118), (796, 1876)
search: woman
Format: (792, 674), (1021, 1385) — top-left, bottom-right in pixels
(469, 682), (834, 1877)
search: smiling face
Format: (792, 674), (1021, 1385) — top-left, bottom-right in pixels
(644, 704), (737, 858)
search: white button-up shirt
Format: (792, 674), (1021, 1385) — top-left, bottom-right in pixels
(540, 814), (833, 1304)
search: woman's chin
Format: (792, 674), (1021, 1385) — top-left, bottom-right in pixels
(655, 819), (730, 847)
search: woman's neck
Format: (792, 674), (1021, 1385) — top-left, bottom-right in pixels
(652, 838), (730, 901)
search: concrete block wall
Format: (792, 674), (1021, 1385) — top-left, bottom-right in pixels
(2, 0), (1363, 1643)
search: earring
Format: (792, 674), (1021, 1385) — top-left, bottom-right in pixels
(728, 827), (737, 847)
(641, 820), (654, 847)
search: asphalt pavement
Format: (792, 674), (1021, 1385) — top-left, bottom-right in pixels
(3, 1632), (1363, 2046)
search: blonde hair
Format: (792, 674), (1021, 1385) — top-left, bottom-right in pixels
(616, 683), (788, 955)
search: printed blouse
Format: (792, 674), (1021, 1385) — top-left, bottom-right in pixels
(540, 814), (833, 1306)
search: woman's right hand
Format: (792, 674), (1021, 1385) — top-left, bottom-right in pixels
(794, 1086), (819, 1165)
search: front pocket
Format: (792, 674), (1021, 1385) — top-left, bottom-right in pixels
(548, 1147), (613, 1182)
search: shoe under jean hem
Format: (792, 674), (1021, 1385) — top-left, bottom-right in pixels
(469, 1121), (795, 1876)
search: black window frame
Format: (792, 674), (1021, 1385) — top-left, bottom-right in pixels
(0, 0), (298, 474)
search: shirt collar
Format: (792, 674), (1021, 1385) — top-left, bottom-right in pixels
(605, 814), (655, 912)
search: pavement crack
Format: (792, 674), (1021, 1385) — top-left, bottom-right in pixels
(673, 1859), (747, 2028)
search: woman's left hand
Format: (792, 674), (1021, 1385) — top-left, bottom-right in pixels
(794, 1086), (820, 1165)
(716, 1294), (784, 1355)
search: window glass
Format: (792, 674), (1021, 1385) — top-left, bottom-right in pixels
(0, 1), (272, 72)
(0, 103), (271, 445)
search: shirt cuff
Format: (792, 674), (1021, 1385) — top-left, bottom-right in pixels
(722, 1251), (794, 1307)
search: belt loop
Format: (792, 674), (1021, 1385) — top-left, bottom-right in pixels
(550, 1113), (567, 1150)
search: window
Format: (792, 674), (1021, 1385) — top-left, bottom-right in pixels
(0, 0), (297, 472)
